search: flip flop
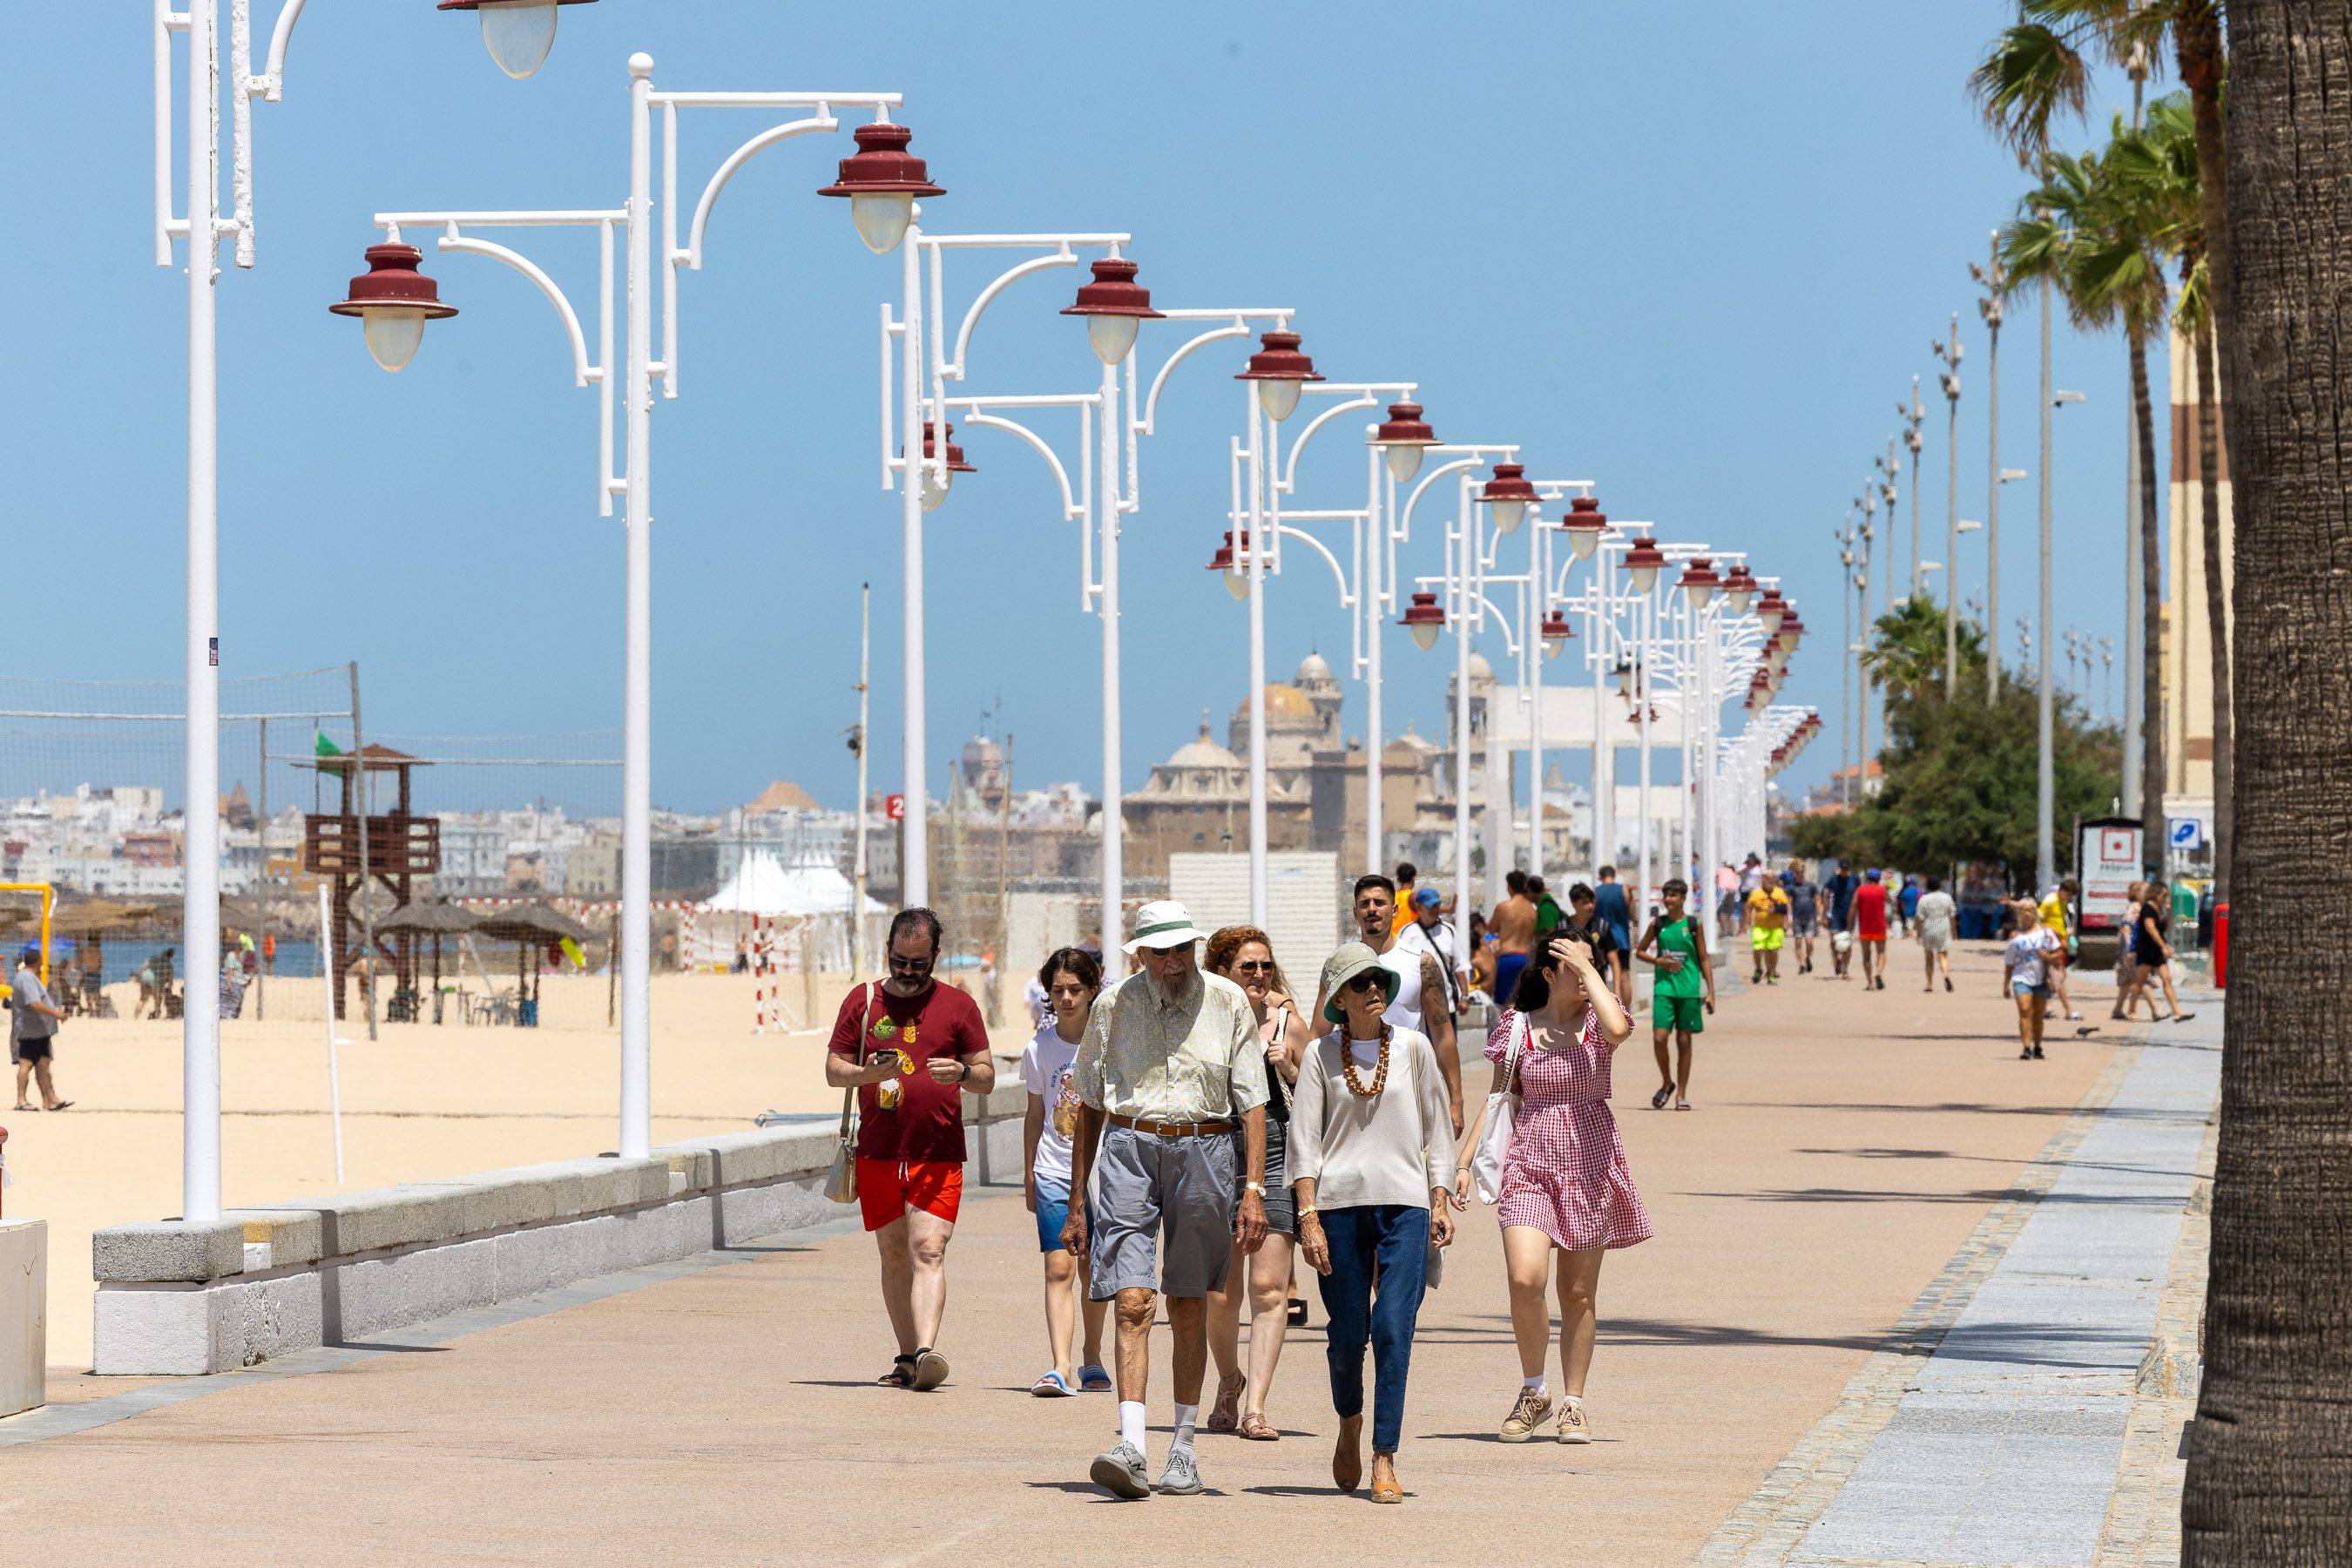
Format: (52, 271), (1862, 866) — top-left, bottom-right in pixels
(911, 1348), (950, 1391)
(1031, 1371), (1078, 1397)
(1651, 1086), (1673, 1111)
(1674, 1100), (1693, 1112)
(45, 1101), (71, 1112)
(876, 1355), (916, 1389)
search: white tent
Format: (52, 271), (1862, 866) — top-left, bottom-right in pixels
(687, 851), (886, 981)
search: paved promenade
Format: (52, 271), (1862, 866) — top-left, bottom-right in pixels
(0, 945), (2214, 1566)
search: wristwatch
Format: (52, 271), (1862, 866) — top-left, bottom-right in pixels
(1297, 1205), (1320, 1221)
(1244, 1180), (1266, 1196)
(958, 1060), (972, 1082)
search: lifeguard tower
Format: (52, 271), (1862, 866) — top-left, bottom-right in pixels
(304, 744), (439, 1020)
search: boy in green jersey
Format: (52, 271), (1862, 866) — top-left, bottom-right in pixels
(1634, 879), (1715, 1112)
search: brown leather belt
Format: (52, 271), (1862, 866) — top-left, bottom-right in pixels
(1107, 1112), (1233, 1138)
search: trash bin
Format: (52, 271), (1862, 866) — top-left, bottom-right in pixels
(2213, 902), (2229, 990)
(518, 997), (539, 1028)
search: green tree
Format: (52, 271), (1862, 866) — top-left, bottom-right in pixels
(1863, 597), (1988, 699)
(2183, 3), (2352, 1557)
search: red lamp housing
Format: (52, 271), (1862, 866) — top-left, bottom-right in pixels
(329, 243), (459, 373)
(1402, 590), (1446, 651)
(1559, 495), (1608, 560)
(1620, 536), (1669, 593)
(818, 122), (945, 253)
(1371, 402), (1441, 483)
(1235, 330), (1324, 422)
(1061, 258), (1165, 364)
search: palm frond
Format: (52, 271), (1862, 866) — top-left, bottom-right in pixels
(1969, 23), (2090, 166)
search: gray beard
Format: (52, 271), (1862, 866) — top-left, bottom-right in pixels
(1139, 964), (1200, 1009)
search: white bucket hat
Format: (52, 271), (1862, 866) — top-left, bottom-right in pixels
(1123, 899), (1208, 956)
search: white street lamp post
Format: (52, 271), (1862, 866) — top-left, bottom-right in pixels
(152, 0), (601, 1220)
(351, 57), (926, 1162)
(2041, 388), (2086, 889)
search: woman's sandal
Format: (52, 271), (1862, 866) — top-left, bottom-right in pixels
(1651, 1086), (1673, 1111)
(1206, 1369), (1247, 1433)
(1237, 1411), (1280, 1441)
(876, 1355), (916, 1389)
(1674, 1099), (1693, 1112)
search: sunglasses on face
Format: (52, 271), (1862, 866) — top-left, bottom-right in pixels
(1345, 973), (1382, 995)
(1233, 961), (1274, 975)
(888, 953), (934, 974)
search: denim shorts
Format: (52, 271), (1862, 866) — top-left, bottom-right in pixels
(1033, 1178), (1095, 1255)
(2012, 980), (2051, 1000)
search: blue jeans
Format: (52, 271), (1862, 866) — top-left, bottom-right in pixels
(1315, 1204), (1429, 1454)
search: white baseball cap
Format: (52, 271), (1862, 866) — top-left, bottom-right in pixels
(1123, 900), (1207, 956)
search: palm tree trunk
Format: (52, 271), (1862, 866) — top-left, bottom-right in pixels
(2185, 3), (2352, 1559)
(2193, 320), (2232, 900)
(2130, 335), (2165, 869)
(2176, 3), (2232, 348)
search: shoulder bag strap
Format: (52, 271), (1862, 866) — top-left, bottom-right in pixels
(1499, 1010), (1530, 1097)
(839, 982), (878, 1140)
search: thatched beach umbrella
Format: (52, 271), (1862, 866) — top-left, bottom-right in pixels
(468, 903), (591, 1023)
(376, 901), (481, 1019)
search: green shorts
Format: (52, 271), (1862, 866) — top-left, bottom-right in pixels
(1653, 992), (1706, 1034)
(1749, 927), (1784, 952)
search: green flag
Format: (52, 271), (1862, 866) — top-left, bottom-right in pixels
(315, 733), (342, 759)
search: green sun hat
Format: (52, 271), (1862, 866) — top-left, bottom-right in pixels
(1319, 941), (1399, 1023)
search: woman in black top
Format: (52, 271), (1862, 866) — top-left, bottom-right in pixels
(2133, 885), (2195, 1023)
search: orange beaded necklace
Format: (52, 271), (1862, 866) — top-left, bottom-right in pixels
(1341, 1025), (1392, 1098)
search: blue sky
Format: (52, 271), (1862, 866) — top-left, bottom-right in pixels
(9, 2), (2160, 816)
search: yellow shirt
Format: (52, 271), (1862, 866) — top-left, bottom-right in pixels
(1746, 886), (1788, 932)
(2038, 892), (2070, 943)
(1392, 899), (1416, 938)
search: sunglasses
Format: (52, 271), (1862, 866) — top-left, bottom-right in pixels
(888, 953), (934, 974)
(1233, 960), (1274, 975)
(1345, 972), (1382, 994)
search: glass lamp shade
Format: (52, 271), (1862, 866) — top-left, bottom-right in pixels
(1085, 312), (1139, 366)
(1226, 566), (1250, 601)
(1778, 623), (1801, 652)
(1726, 585), (1754, 614)
(1565, 526), (1600, 561)
(1256, 377), (1302, 422)
(1490, 497), (1527, 535)
(851, 193), (916, 255)
(919, 466), (951, 511)
(477, 0), (559, 78)
(1682, 578), (1714, 610)
(1539, 612), (1572, 659)
(1402, 591), (1445, 651)
(1383, 443), (1425, 483)
(1408, 618), (1441, 652)
(362, 308), (428, 374)
(1628, 564), (1659, 594)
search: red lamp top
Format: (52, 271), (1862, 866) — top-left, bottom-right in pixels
(816, 121), (945, 199)
(1676, 556), (1722, 592)
(1060, 258), (1165, 321)
(1206, 530), (1255, 571)
(1401, 591), (1445, 628)
(920, 422), (975, 474)
(1620, 536), (1669, 574)
(1234, 330), (1324, 385)
(1477, 463), (1538, 507)
(328, 243), (459, 320)
(1779, 611), (1805, 640)
(1539, 609), (1574, 643)
(1721, 562), (1758, 597)
(1371, 402), (1439, 448)
(1560, 495), (1608, 533)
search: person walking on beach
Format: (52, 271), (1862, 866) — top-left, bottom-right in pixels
(10, 945), (70, 1113)
(2004, 902), (2061, 1060)
(1202, 925), (1306, 1442)
(1784, 861), (1820, 975)
(2036, 879), (2083, 1022)
(1915, 876), (1956, 992)
(1065, 902), (1269, 1500)
(2126, 882), (2196, 1024)
(2111, 881), (2156, 1022)
(1851, 869), (1890, 990)
(1632, 878), (1713, 1112)
(1021, 946), (1110, 1397)
(1455, 932), (1649, 1445)
(1592, 867), (1634, 1007)
(1315, 876), (1463, 1137)
(824, 909), (995, 1393)
(1825, 863), (1858, 979)
(1491, 871), (1539, 1009)
(1394, 886), (1467, 1024)
(1744, 873), (1789, 986)
(1290, 942), (1456, 1502)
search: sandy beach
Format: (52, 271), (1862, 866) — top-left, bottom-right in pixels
(4, 970), (1034, 1370)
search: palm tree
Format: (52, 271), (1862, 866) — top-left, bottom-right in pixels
(2181, 3), (2352, 1558)
(1864, 597), (1986, 701)
(2107, 93), (2234, 899)
(1971, 3), (2220, 877)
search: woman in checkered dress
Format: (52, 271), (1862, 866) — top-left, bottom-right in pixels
(1451, 933), (1649, 1445)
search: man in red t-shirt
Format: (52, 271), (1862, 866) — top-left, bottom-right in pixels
(827, 909), (996, 1392)
(1850, 868), (1890, 991)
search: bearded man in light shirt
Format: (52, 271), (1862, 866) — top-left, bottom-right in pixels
(1064, 901), (1269, 1500)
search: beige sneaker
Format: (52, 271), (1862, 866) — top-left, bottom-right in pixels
(1558, 1402), (1593, 1443)
(1499, 1387), (1554, 1443)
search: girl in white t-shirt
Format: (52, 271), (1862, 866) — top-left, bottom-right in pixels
(1021, 946), (1108, 1396)
(2003, 902), (2061, 1061)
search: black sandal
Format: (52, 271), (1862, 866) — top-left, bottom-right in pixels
(1651, 1085), (1673, 1111)
(1287, 1296), (1309, 1328)
(877, 1355), (916, 1389)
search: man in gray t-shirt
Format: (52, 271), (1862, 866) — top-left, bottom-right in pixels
(10, 945), (70, 1112)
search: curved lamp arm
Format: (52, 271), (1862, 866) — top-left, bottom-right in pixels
(1276, 394), (1377, 496)
(1142, 322), (1248, 435)
(953, 409), (1084, 522)
(1272, 524), (1355, 608)
(948, 250), (1076, 380)
(436, 233), (598, 388)
(682, 114), (840, 271)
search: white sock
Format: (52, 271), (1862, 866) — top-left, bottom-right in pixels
(1119, 1401), (1147, 1452)
(1172, 1401), (1200, 1456)
(1563, 1393), (1584, 1409)
(1523, 1375), (1547, 1396)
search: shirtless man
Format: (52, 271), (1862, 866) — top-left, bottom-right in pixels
(1490, 869), (1539, 1010)
(1313, 874), (1463, 1137)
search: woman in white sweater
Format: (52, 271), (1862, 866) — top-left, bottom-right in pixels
(1290, 941), (1457, 1505)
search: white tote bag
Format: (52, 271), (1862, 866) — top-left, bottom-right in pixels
(1469, 1011), (1530, 1205)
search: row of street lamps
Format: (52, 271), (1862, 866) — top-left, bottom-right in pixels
(156, 1), (1816, 1216)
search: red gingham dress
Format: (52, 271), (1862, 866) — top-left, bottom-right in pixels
(1487, 1008), (1652, 1252)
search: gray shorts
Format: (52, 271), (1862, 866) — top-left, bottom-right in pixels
(1089, 1124), (1238, 1301)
